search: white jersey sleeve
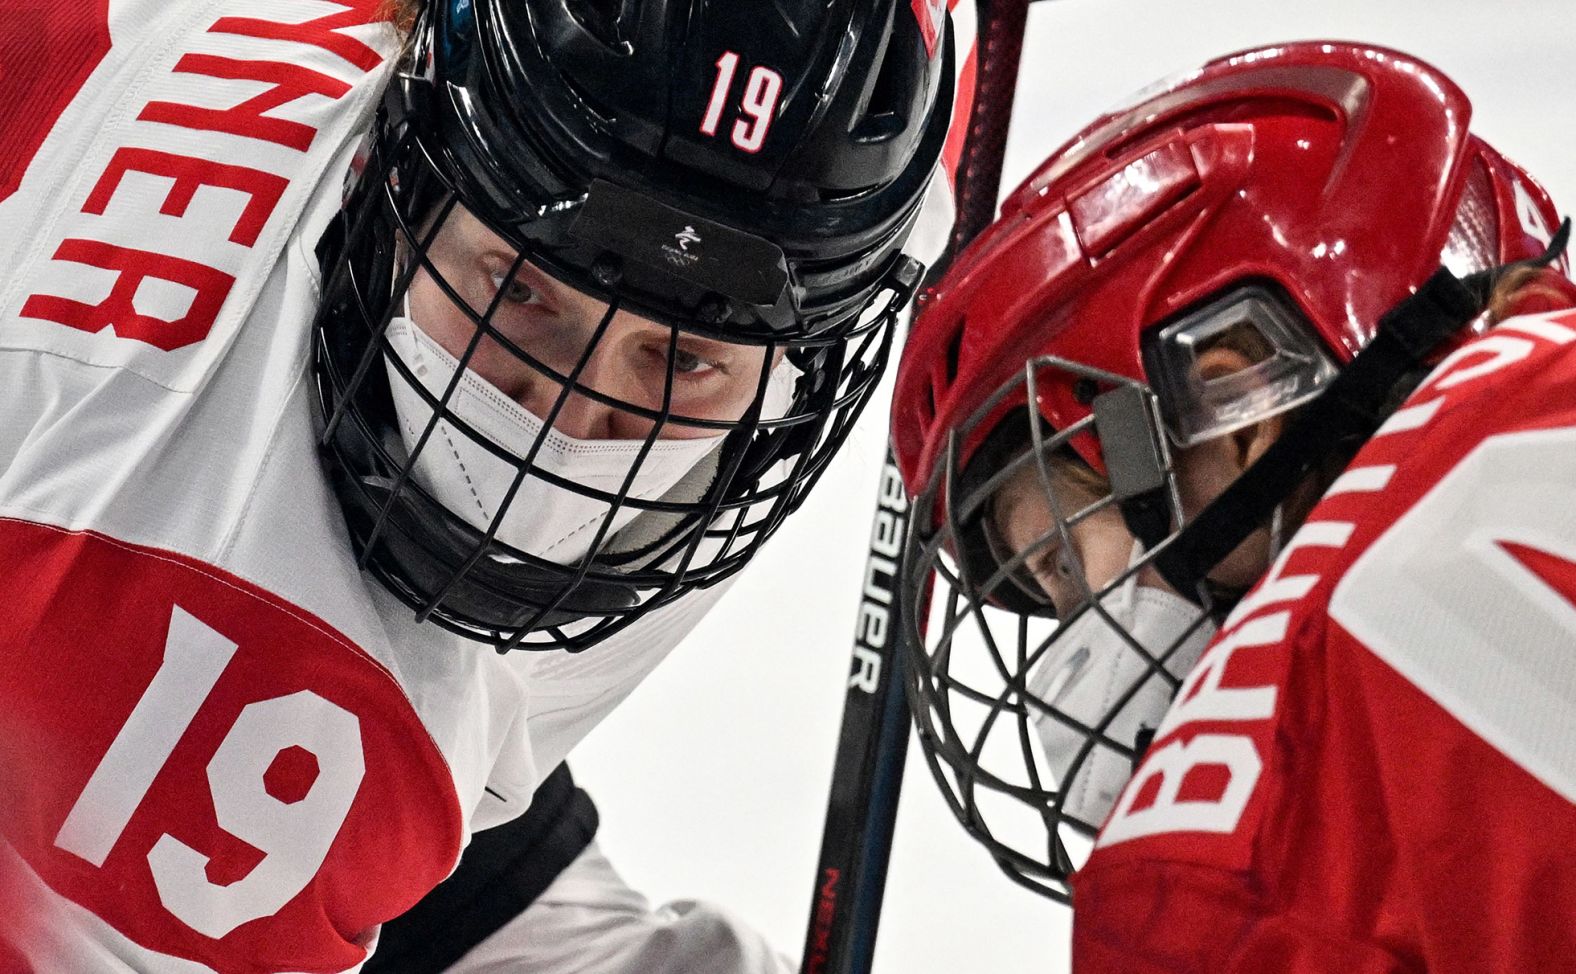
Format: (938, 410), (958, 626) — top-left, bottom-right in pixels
(446, 841), (793, 974)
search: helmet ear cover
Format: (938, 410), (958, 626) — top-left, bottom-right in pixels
(1142, 283), (1340, 449)
(1154, 224), (1574, 598)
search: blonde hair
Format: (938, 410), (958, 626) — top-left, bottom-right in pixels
(382, 0), (420, 33)
(1486, 265), (1571, 324)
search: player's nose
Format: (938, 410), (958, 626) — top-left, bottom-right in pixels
(518, 332), (636, 442)
(538, 382), (614, 440)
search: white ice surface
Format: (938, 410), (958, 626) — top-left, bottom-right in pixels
(571, 2), (1576, 971)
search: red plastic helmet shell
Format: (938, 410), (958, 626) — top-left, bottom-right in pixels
(893, 41), (1568, 501)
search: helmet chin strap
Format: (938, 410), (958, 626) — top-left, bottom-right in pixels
(1143, 219), (1572, 606)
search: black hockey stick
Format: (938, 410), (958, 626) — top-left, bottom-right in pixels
(798, 3), (1031, 971)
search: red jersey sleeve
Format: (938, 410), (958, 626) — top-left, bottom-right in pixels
(1073, 309), (1576, 974)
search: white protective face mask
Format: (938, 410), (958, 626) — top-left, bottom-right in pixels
(381, 317), (794, 566)
(1025, 548), (1216, 826)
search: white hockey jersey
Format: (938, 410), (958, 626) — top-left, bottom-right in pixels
(0, 3), (735, 970)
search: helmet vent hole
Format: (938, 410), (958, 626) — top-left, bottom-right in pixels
(944, 320), (965, 384)
(564, 0), (630, 50)
(851, 22), (916, 145)
(1101, 99), (1338, 163)
(1440, 157), (1498, 277)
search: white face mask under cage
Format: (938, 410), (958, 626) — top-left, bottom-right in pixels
(1024, 543), (1217, 826)
(381, 316), (800, 567)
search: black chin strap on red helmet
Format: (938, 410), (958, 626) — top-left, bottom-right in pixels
(1144, 218), (1572, 605)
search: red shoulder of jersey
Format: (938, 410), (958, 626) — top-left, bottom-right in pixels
(1075, 308), (1576, 973)
(0, 519), (463, 971)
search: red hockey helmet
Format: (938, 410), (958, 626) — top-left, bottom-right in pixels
(894, 41), (1565, 505)
(889, 41), (1571, 901)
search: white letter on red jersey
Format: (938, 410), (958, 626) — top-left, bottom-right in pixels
(1097, 734), (1264, 847)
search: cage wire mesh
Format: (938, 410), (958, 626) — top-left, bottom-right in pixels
(901, 356), (1218, 901)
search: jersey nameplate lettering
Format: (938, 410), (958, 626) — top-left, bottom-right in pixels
(0, 1), (393, 390)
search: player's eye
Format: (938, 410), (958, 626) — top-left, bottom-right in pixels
(490, 272), (541, 306)
(1028, 540), (1067, 584)
(1016, 533), (1087, 611)
(649, 341), (729, 379)
(672, 347), (711, 375)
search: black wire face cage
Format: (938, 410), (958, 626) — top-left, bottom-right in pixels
(900, 357), (1219, 902)
(312, 110), (910, 653)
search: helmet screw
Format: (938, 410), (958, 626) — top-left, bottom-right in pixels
(591, 254), (623, 287)
(1073, 377), (1100, 404)
(698, 295), (731, 325)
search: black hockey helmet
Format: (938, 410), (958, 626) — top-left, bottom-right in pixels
(314, 0), (953, 650)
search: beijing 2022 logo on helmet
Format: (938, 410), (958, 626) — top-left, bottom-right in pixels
(662, 225), (703, 269)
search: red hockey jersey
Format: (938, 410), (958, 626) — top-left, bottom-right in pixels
(1074, 307), (1576, 973)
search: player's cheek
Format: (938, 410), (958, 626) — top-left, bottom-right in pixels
(1073, 512), (1138, 593)
(456, 337), (534, 405)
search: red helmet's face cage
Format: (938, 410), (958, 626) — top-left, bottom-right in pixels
(889, 40), (1570, 899)
(902, 357), (1220, 901)
(311, 0), (951, 651)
